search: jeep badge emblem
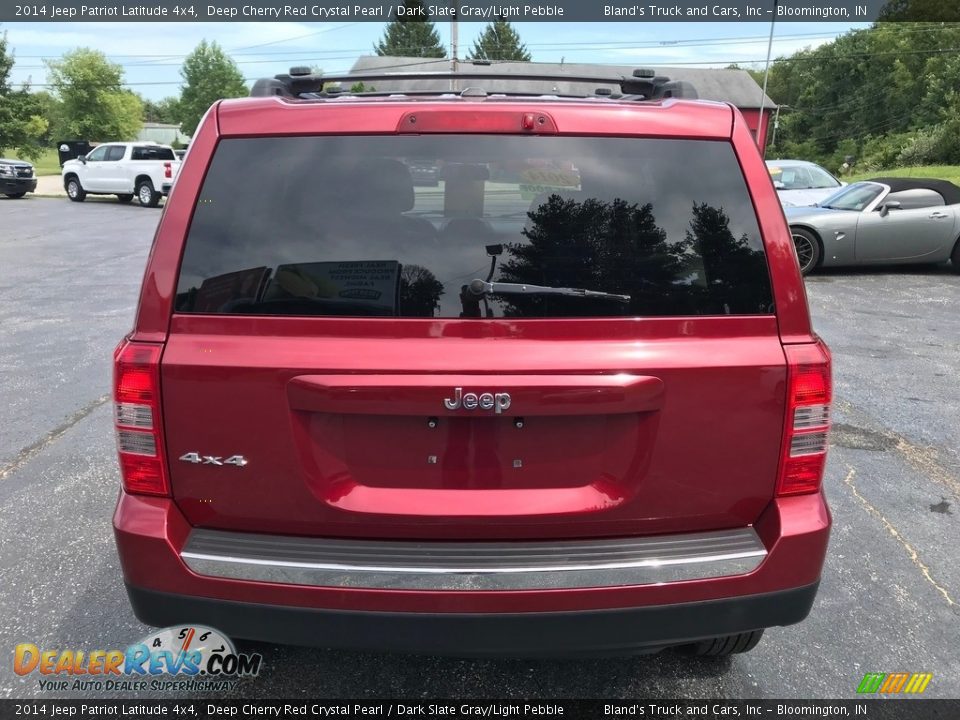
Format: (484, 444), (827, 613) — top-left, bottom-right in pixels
(443, 388), (511, 414)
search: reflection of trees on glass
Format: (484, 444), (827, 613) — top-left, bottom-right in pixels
(399, 264), (444, 317)
(596, 198), (688, 315)
(497, 194), (770, 317)
(683, 203), (772, 314)
(497, 195), (686, 317)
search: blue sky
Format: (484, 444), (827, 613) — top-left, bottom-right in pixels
(3, 21), (871, 100)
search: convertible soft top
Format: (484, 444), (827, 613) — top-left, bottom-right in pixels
(867, 177), (960, 205)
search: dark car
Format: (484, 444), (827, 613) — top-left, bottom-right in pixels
(111, 68), (831, 658)
(0, 158), (38, 198)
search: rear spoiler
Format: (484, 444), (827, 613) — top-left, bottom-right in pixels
(251, 66), (699, 102)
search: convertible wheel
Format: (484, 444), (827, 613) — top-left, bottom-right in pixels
(791, 228), (821, 276)
(951, 239), (960, 274)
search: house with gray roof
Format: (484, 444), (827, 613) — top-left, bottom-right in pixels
(348, 56), (777, 146)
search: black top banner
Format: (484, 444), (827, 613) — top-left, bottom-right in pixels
(3, 0), (959, 23)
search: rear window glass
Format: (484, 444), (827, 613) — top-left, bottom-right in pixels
(132, 146), (175, 161)
(175, 135), (772, 318)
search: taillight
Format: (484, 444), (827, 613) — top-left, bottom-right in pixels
(164, 162), (172, 179)
(114, 339), (169, 496)
(777, 341), (831, 497)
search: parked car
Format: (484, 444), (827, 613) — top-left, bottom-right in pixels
(406, 159), (440, 186)
(112, 68), (831, 658)
(766, 159), (844, 207)
(61, 141), (181, 207)
(0, 158), (38, 198)
(786, 177), (960, 274)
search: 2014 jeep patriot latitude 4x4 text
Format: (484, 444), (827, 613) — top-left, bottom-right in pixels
(112, 68), (831, 657)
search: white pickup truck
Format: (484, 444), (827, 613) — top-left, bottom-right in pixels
(61, 141), (181, 207)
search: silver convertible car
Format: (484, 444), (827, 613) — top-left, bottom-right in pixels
(785, 177), (960, 275)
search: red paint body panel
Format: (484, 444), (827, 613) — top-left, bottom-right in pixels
(116, 93), (830, 638)
(159, 316), (786, 539)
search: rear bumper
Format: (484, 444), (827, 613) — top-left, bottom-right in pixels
(126, 581), (818, 656)
(114, 491), (830, 653)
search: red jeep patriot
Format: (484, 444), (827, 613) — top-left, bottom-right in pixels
(112, 68), (831, 657)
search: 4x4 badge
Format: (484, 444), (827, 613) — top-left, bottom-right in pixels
(443, 388), (512, 414)
(179, 453), (248, 467)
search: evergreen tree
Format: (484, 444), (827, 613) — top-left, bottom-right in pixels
(374, 0), (446, 58)
(467, 19), (531, 62)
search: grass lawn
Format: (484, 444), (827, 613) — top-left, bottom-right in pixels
(846, 165), (960, 185)
(31, 148), (62, 176)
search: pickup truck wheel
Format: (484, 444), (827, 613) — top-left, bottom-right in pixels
(683, 630), (764, 657)
(65, 177), (86, 202)
(136, 179), (160, 208)
(116, 194), (134, 203)
(4, 192), (27, 199)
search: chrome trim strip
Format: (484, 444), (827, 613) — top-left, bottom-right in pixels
(181, 528), (766, 590)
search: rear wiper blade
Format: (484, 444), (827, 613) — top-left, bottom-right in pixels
(467, 279), (630, 303)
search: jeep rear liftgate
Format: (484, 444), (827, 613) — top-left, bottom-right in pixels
(160, 318), (786, 539)
(160, 130), (785, 540)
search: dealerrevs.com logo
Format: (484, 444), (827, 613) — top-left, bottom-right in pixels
(14, 625), (262, 692)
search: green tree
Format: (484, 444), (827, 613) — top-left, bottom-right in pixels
(879, 0), (960, 21)
(0, 31), (49, 159)
(30, 90), (62, 144)
(44, 48), (142, 142)
(759, 23), (960, 168)
(142, 96), (182, 125)
(467, 19), (531, 62)
(178, 40), (247, 136)
(374, 0), (446, 58)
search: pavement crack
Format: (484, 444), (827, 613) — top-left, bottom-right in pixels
(842, 466), (955, 607)
(0, 394), (111, 481)
(832, 399), (960, 499)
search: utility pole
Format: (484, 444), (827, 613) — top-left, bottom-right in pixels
(758, 0), (777, 157)
(771, 104), (787, 149)
(450, 6), (459, 93)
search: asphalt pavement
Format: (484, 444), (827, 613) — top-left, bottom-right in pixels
(1, 196), (958, 699)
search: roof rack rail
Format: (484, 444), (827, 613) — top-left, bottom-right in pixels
(250, 67), (698, 101)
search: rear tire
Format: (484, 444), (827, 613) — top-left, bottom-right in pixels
(116, 194), (134, 203)
(684, 630), (764, 657)
(791, 228), (821, 276)
(65, 177), (86, 202)
(136, 179), (160, 208)
(951, 238), (960, 274)
(4, 192), (27, 199)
